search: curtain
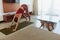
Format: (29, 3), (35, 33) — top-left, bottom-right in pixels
(38, 0), (60, 22)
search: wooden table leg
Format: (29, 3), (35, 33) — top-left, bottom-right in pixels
(46, 23), (51, 31)
(49, 23), (54, 30)
(40, 20), (44, 28)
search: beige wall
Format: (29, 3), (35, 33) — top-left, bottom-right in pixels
(33, 0), (38, 15)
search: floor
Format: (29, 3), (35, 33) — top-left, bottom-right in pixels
(0, 15), (60, 39)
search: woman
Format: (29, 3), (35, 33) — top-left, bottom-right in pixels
(8, 6), (24, 31)
(8, 4), (30, 31)
(21, 4), (30, 23)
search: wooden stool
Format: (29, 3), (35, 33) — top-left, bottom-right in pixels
(40, 20), (55, 31)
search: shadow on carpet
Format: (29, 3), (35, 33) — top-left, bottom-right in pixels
(0, 21), (33, 35)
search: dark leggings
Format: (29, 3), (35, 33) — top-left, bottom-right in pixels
(14, 17), (18, 22)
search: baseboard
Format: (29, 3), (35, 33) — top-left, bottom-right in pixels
(0, 20), (5, 23)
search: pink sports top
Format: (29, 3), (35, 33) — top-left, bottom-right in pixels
(16, 8), (24, 14)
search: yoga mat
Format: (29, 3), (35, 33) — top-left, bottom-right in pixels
(0, 21), (33, 35)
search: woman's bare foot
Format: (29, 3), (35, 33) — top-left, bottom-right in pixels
(24, 16), (30, 23)
(13, 29), (17, 32)
(6, 26), (11, 29)
(26, 18), (30, 23)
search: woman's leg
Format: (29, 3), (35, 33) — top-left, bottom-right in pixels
(8, 15), (16, 28)
(13, 14), (22, 31)
(26, 13), (30, 23)
(23, 13), (30, 23)
(22, 14), (27, 21)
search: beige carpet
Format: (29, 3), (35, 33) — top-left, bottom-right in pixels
(1, 26), (60, 40)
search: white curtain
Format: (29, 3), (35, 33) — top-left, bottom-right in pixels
(38, 0), (60, 22)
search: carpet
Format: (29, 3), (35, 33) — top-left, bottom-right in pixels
(0, 21), (33, 35)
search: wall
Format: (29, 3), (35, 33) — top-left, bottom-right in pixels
(20, 0), (38, 15)
(33, 0), (38, 15)
(3, 0), (20, 13)
(20, 0), (33, 12)
(0, 0), (3, 21)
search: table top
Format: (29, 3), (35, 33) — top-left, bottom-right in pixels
(36, 16), (59, 23)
